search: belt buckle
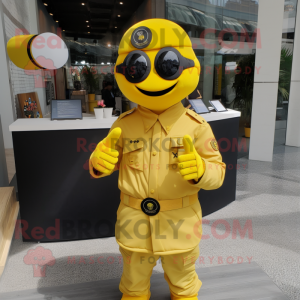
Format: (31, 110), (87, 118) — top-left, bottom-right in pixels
(141, 198), (160, 216)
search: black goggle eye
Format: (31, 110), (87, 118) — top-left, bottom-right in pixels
(156, 50), (180, 78)
(116, 48), (195, 83)
(116, 50), (151, 83)
(126, 53), (147, 80)
(155, 47), (195, 81)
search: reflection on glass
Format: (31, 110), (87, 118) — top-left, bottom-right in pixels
(232, 54), (255, 129)
(166, 0), (259, 158)
(126, 54), (147, 80)
(166, 0), (259, 107)
(156, 51), (180, 77)
(166, 1), (258, 38)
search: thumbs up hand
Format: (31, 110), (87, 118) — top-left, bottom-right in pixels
(90, 127), (122, 175)
(178, 135), (205, 182)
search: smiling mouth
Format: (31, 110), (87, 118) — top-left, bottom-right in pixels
(136, 83), (177, 97)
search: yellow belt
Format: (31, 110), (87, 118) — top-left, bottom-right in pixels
(120, 192), (198, 212)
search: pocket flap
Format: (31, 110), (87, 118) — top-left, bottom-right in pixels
(170, 137), (184, 148)
(123, 139), (144, 154)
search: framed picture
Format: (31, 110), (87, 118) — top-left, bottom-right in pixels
(17, 92), (43, 119)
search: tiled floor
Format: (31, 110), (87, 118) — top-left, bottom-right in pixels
(0, 262), (288, 300)
(237, 125), (287, 159)
(1, 144), (299, 300)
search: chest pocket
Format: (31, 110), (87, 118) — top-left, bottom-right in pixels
(123, 139), (144, 171)
(170, 137), (185, 165)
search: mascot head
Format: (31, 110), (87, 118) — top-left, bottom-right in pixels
(115, 19), (200, 111)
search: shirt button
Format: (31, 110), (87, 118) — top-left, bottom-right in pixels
(151, 189), (155, 194)
(152, 151), (157, 156)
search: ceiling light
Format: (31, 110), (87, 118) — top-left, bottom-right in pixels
(101, 62), (104, 65)
(120, 2), (123, 4)
(88, 32), (90, 33)
(87, 25), (90, 27)
(49, 13), (53, 16)
(82, 3), (85, 5)
(56, 20), (59, 23)
(115, 26), (117, 28)
(86, 20), (89, 23)
(118, 15), (121, 17)
(81, 61), (86, 64)
(108, 44), (111, 47)
(107, 62), (111, 65)
(63, 29), (65, 31)
(44, 3), (48, 6)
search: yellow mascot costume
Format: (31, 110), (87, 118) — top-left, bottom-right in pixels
(90, 19), (226, 300)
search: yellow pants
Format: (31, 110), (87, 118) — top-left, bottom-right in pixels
(119, 246), (202, 298)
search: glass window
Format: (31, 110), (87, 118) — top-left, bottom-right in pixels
(166, 0), (259, 158)
(275, 0), (298, 147)
(166, 3), (198, 26)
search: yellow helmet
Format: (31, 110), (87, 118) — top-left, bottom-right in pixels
(115, 19), (200, 111)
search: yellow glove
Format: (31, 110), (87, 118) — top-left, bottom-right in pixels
(178, 135), (205, 182)
(90, 127), (122, 175)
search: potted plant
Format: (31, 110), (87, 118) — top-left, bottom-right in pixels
(94, 100), (106, 119)
(277, 48), (293, 107)
(232, 54), (255, 138)
(81, 65), (99, 112)
(232, 49), (293, 138)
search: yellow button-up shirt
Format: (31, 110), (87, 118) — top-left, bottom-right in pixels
(91, 102), (226, 255)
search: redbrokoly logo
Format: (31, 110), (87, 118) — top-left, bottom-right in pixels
(23, 246), (56, 277)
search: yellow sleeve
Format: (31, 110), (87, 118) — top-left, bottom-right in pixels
(89, 119), (123, 179)
(193, 122), (226, 190)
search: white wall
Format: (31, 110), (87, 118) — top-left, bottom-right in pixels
(29, 0), (49, 117)
(249, 0), (285, 162)
(2, 0), (37, 119)
(0, 0), (15, 148)
(0, 0), (62, 149)
(0, 0), (42, 148)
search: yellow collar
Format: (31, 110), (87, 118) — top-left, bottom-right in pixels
(137, 102), (186, 134)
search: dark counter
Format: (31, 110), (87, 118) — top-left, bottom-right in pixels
(12, 116), (240, 242)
